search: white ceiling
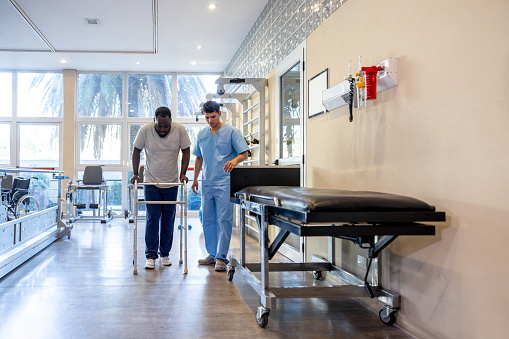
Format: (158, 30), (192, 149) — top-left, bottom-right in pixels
(0, 0), (269, 73)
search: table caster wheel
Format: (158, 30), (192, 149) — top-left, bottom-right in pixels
(227, 270), (234, 281)
(227, 265), (235, 281)
(379, 308), (397, 325)
(313, 271), (322, 280)
(256, 306), (270, 328)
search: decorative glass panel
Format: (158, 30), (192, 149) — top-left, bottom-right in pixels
(127, 74), (172, 118)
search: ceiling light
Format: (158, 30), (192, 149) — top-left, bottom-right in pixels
(136, 62), (140, 65)
(59, 58), (68, 64)
(197, 45), (202, 49)
(85, 18), (100, 25)
(208, 4), (216, 10)
(191, 61), (197, 66)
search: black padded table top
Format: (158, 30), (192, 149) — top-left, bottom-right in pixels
(236, 186), (436, 213)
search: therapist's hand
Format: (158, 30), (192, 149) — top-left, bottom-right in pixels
(191, 180), (199, 194)
(223, 159), (238, 173)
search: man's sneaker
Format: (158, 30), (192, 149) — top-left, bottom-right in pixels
(198, 255), (215, 265)
(161, 256), (172, 266)
(145, 259), (155, 269)
(215, 259), (227, 271)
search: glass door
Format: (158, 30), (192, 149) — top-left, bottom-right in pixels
(275, 42), (306, 262)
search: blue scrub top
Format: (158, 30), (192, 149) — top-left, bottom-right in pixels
(192, 124), (249, 186)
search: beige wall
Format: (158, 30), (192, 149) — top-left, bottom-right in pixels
(303, 0), (509, 337)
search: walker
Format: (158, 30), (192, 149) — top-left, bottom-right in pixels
(132, 181), (188, 275)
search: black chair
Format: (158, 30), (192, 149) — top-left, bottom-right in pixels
(11, 177), (31, 205)
(2, 176), (39, 219)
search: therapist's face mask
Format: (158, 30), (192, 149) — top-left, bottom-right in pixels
(155, 115), (171, 138)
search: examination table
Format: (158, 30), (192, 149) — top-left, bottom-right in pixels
(226, 166), (445, 327)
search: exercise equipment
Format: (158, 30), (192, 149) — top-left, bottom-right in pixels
(66, 166), (112, 223)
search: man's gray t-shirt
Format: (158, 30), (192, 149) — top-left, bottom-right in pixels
(133, 121), (191, 185)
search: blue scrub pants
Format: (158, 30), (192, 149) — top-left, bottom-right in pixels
(201, 184), (233, 262)
(144, 185), (178, 260)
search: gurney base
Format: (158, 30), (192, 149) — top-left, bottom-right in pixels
(229, 256), (400, 310)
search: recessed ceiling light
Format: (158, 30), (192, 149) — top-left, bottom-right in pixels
(59, 58), (68, 64)
(136, 61), (140, 65)
(197, 45), (202, 49)
(208, 4), (216, 10)
(191, 61), (197, 66)
(85, 18), (100, 25)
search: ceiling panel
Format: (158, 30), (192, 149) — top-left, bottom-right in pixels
(0, 0), (50, 50)
(0, 0), (269, 72)
(16, 0), (154, 51)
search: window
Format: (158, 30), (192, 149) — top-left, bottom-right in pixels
(17, 72), (63, 117)
(177, 75), (219, 118)
(74, 72), (215, 215)
(79, 124), (121, 164)
(184, 124), (206, 211)
(78, 73), (123, 118)
(103, 171), (123, 214)
(19, 124), (60, 168)
(275, 43), (306, 262)
(281, 63), (301, 159)
(129, 124), (146, 164)
(1, 72), (63, 168)
(0, 123), (10, 164)
(127, 74), (172, 118)
(0, 73), (12, 117)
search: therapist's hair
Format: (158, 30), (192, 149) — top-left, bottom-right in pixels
(154, 106), (172, 119)
(203, 101), (220, 114)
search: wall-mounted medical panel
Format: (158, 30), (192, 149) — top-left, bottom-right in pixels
(322, 79), (352, 111)
(376, 58), (398, 93)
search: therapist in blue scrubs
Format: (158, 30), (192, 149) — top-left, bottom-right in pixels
(191, 100), (249, 272)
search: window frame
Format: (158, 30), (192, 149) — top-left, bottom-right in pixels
(0, 71), (64, 169)
(75, 71), (219, 215)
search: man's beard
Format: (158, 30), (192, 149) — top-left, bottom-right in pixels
(155, 126), (170, 138)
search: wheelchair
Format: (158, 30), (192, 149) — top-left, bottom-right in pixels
(1, 175), (40, 220)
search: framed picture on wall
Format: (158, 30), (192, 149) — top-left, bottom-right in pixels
(308, 68), (328, 118)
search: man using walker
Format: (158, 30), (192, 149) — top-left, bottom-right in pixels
(132, 106), (191, 269)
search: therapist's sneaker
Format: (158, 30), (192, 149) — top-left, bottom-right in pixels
(215, 259), (227, 271)
(198, 255), (215, 265)
(160, 256), (172, 266)
(145, 259), (155, 269)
